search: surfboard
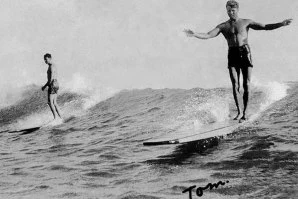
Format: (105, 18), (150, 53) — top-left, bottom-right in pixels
(143, 120), (247, 146)
(8, 126), (41, 134)
(7, 118), (64, 135)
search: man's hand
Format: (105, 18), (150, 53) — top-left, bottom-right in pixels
(41, 86), (46, 91)
(282, 19), (293, 26)
(184, 29), (195, 37)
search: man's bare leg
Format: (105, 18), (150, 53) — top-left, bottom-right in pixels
(229, 67), (242, 120)
(48, 94), (58, 119)
(53, 94), (62, 119)
(240, 66), (252, 122)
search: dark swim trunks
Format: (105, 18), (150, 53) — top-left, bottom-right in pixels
(228, 44), (253, 68)
(48, 79), (59, 94)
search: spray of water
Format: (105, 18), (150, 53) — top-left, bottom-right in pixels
(166, 91), (230, 132)
(63, 73), (118, 110)
(250, 80), (289, 120)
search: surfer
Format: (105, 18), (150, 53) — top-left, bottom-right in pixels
(184, 0), (292, 122)
(42, 53), (62, 121)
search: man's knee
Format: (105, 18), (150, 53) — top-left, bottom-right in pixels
(48, 101), (53, 106)
(48, 98), (54, 106)
(243, 81), (250, 92)
(53, 101), (58, 106)
(232, 82), (240, 91)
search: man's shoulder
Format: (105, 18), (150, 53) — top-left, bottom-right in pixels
(217, 20), (229, 28)
(240, 18), (253, 24)
(51, 63), (57, 68)
(49, 63), (57, 71)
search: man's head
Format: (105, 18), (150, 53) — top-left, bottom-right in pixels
(44, 53), (52, 64)
(226, 0), (239, 20)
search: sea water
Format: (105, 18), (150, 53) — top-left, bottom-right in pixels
(0, 82), (297, 199)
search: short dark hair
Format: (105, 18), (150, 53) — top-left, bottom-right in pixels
(226, 0), (239, 8)
(44, 53), (52, 59)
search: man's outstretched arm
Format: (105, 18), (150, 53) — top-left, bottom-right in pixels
(249, 19), (293, 30)
(184, 26), (221, 39)
(42, 82), (49, 91)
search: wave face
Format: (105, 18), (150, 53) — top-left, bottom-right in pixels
(0, 82), (297, 199)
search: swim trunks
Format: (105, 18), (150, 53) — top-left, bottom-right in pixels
(48, 79), (59, 94)
(228, 44), (253, 68)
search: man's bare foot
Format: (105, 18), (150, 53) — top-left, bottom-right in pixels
(233, 113), (242, 120)
(239, 116), (247, 123)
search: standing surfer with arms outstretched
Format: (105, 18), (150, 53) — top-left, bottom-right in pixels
(42, 53), (62, 123)
(184, 0), (292, 123)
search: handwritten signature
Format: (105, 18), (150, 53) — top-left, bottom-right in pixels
(182, 180), (229, 198)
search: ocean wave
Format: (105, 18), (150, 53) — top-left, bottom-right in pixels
(0, 80), (291, 133)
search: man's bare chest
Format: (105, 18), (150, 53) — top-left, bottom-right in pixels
(222, 22), (248, 36)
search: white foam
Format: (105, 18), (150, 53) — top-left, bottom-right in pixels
(259, 81), (288, 110)
(43, 118), (64, 127)
(8, 102), (82, 130)
(250, 79), (289, 120)
(169, 92), (230, 132)
(63, 73), (118, 110)
(197, 98), (230, 122)
(10, 111), (52, 130)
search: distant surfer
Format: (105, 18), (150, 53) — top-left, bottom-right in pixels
(42, 53), (62, 122)
(184, 0), (292, 122)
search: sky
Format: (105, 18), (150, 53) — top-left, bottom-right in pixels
(0, 0), (297, 94)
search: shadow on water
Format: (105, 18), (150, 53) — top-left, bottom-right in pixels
(143, 126), (271, 166)
(145, 137), (221, 165)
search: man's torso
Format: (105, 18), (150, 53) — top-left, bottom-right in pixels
(47, 64), (58, 81)
(219, 18), (251, 47)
